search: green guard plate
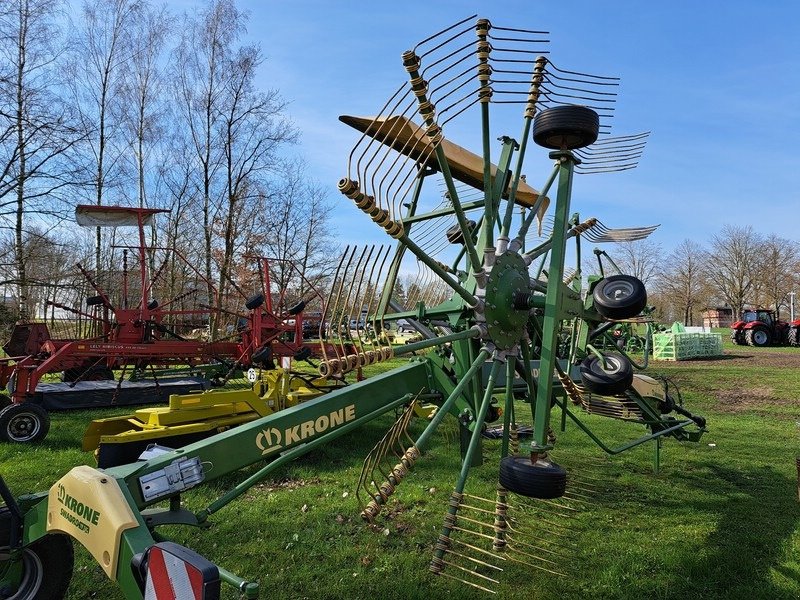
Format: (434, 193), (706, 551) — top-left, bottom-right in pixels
(484, 251), (529, 349)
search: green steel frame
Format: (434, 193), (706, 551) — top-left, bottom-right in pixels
(1, 17), (708, 600)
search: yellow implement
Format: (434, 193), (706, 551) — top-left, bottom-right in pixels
(84, 369), (339, 468)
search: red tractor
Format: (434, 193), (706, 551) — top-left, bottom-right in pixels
(730, 308), (800, 347)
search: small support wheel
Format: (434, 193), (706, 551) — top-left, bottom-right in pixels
(245, 293), (265, 310)
(592, 275), (647, 320)
(532, 105), (600, 150)
(498, 455), (567, 499)
(0, 521), (74, 599)
(580, 352), (633, 396)
(287, 300), (306, 315)
(445, 219), (477, 244)
(0, 403), (50, 443)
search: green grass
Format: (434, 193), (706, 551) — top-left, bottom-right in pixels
(2, 348), (800, 599)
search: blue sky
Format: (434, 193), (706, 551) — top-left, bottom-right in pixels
(238, 1), (800, 253)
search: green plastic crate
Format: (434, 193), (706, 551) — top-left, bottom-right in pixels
(653, 332), (723, 361)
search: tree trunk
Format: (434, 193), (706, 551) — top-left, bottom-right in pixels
(14, 1), (28, 322)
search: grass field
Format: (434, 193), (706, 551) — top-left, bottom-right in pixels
(2, 338), (800, 599)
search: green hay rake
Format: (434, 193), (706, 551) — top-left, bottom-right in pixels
(0, 15), (706, 599)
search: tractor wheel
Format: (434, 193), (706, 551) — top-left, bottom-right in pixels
(62, 366), (114, 383)
(730, 329), (744, 345)
(0, 517), (74, 600)
(788, 327), (800, 347)
(592, 275), (647, 320)
(532, 105), (599, 150)
(0, 393), (10, 409)
(745, 326), (770, 347)
(0, 404), (50, 443)
(498, 455), (567, 499)
(580, 352), (633, 396)
(245, 293), (265, 311)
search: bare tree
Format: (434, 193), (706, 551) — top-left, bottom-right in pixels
(215, 43), (296, 313)
(67, 0), (140, 274)
(609, 238), (663, 286)
(173, 0), (242, 322)
(656, 239), (710, 326)
(755, 234), (800, 318)
(0, 0), (84, 320)
(119, 1), (168, 211)
(705, 224), (762, 318)
(263, 164), (337, 304)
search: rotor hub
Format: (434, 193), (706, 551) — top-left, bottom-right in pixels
(481, 250), (530, 351)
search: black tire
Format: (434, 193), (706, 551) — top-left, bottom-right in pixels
(293, 346), (312, 362)
(245, 293), (265, 311)
(0, 524), (74, 600)
(0, 393), (10, 409)
(251, 345), (274, 368)
(62, 366), (114, 383)
(287, 300), (305, 315)
(745, 326), (770, 347)
(498, 455), (567, 499)
(445, 220), (477, 244)
(532, 105), (599, 150)
(0, 403), (50, 443)
(580, 352), (633, 396)
(592, 275), (647, 320)
(789, 327), (800, 347)
(730, 329), (745, 345)
(147, 299), (159, 310)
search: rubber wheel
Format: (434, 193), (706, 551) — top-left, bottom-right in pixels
(789, 327), (800, 347)
(252, 345), (274, 368)
(0, 393), (10, 409)
(245, 293), (265, 310)
(85, 295), (105, 306)
(498, 455), (567, 499)
(287, 300), (306, 315)
(745, 326), (770, 347)
(580, 352), (634, 396)
(0, 404), (50, 443)
(532, 105), (599, 150)
(293, 346), (312, 362)
(730, 329), (745, 345)
(592, 275), (647, 320)
(445, 220), (476, 244)
(0, 522), (74, 600)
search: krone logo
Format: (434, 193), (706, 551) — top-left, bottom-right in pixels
(256, 427), (282, 454)
(57, 483), (66, 503)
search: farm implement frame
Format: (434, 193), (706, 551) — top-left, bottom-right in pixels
(0, 207), (326, 443)
(0, 15), (706, 599)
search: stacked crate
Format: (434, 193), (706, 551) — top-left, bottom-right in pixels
(653, 331), (723, 361)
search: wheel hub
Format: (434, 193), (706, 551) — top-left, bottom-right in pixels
(481, 250), (530, 351)
(9, 413), (38, 439)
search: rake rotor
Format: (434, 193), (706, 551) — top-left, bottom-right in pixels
(327, 14), (705, 595)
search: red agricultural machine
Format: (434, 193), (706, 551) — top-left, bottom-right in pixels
(730, 308), (800, 347)
(0, 205), (324, 443)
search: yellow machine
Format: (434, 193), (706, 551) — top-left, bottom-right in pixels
(83, 369), (341, 468)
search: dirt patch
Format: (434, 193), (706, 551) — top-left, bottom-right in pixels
(714, 386), (793, 414)
(688, 348), (800, 369)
